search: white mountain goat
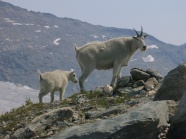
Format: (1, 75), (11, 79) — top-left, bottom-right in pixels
(74, 27), (148, 92)
(38, 69), (78, 103)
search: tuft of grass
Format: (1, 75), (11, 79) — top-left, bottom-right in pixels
(25, 97), (33, 106)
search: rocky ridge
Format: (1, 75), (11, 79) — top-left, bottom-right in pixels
(0, 67), (180, 139)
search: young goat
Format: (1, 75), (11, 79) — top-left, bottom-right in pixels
(38, 69), (78, 103)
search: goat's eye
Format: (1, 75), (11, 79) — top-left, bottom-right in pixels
(73, 74), (75, 77)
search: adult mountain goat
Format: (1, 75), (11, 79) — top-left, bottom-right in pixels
(74, 27), (148, 92)
(38, 69), (78, 103)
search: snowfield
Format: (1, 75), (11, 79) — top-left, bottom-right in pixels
(0, 81), (50, 114)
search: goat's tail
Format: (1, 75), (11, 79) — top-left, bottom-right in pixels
(73, 44), (78, 52)
(37, 69), (43, 80)
(73, 44), (79, 58)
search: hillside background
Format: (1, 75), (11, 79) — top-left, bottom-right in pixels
(0, 1), (185, 96)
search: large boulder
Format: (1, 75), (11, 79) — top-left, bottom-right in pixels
(49, 101), (169, 139)
(167, 92), (186, 139)
(154, 63), (186, 101)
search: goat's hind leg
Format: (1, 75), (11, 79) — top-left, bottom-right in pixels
(110, 65), (121, 88)
(79, 66), (94, 92)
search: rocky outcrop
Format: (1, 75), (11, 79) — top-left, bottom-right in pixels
(116, 68), (163, 98)
(167, 92), (186, 139)
(154, 63), (186, 101)
(12, 107), (77, 139)
(1, 67), (181, 139)
(49, 101), (169, 139)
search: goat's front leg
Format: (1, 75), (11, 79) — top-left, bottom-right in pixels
(50, 91), (55, 103)
(60, 85), (67, 100)
(110, 65), (121, 88)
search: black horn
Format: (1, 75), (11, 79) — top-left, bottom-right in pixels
(141, 26), (143, 36)
(133, 28), (139, 36)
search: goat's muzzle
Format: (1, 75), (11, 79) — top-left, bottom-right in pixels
(143, 45), (147, 51)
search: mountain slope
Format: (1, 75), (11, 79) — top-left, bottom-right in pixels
(0, 1), (185, 94)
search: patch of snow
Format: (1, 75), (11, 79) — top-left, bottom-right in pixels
(66, 34), (72, 36)
(23, 85), (32, 90)
(147, 45), (158, 49)
(54, 25), (59, 28)
(50, 52), (53, 54)
(25, 23), (34, 26)
(44, 26), (50, 29)
(101, 35), (106, 39)
(131, 59), (138, 62)
(90, 35), (99, 39)
(35, 30), (41, 33)
(4, 18), (16, 23)
(53, 38), (61, 45)
(12, 23), (22, 26)
(5, 38), (11, 41)
(142, 55), (155, 62)
(0, 81), (50, 114)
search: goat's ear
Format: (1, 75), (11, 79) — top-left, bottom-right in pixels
(143, 34), (148, 38)
(133, 36), (138, 40)
(70, 69), (74, 72)
(40, 74), (43, 80)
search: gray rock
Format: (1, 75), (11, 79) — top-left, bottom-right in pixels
(139, 90), (147, 96)
(13, 107), (76, 138)
(132, 86), (144, 94)
(154, 63), (186, 101)
(86, 105), (128, 119)
(127, 100), (139, 106)
(130, 68), (151, 81)
(133, 80), (145, 87)
(167, 92), (186, 139)
(85, 111), (99, 119)
(117, 76), (131, 87)
(49, 101), (169, 139)
(117, 86), (144, 97)
(76, 94), (89, 104)
(12, 127), (36, 139)
(146, 68), (164, 81)
(117, 87), (133, 96)
(144, 77), (159, 91)
(165, 100), (178, 121)
(95, 85), (113, 94)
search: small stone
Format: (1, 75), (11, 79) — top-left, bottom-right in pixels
(148, 90), (156, 96)
(117, 76), (131, 87)
(103, 116), (108, 119)
(127, 100), (138, 106)
(134, 80), (145, 87)
(47, 131), (53, 136)
(139, 90), (147, 96)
